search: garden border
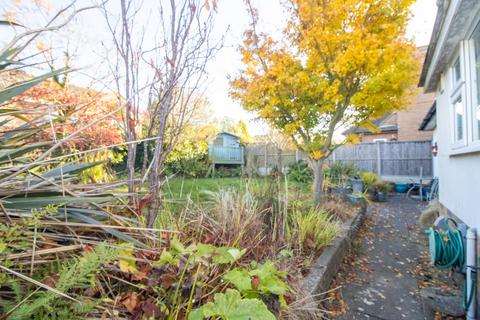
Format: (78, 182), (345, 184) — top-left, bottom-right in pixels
(302, 204), (367, 297)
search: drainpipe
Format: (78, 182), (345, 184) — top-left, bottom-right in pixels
(467, 228), (477, 320)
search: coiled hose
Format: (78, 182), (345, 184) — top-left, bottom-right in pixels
(426, 226), (464, 270)
(426, 223), (475, 311)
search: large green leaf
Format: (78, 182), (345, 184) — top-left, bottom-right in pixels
(223, 269), (252, 292)
(224, 261), (290, 297)
(65, 208), (137, 223)
(41, 162), (103, 180)
(1, 196), (114, 209)
(188, 289), (275, 320)
(0, 68), (67, 104)
(67, 210), (147, 248)
(0, 47), (21, 70)
(0, 142), (51, 163)
(0, 118), (51, 145)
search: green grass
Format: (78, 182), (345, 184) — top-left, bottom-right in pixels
(162, 177), (310, 204)
(163, 177), (245, 202)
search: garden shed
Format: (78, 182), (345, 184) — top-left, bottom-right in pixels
(208, 132), (245, 165)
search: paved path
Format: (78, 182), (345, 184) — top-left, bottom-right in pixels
(336, 195), (427, 320)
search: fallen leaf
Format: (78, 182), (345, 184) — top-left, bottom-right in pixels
(121, 291), (140, 313)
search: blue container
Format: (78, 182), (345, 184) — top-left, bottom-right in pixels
(394, 183), (408, 193)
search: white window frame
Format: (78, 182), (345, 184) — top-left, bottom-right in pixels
(447, 18), (480, 156)
(449, 50), (468, 150)
(466, 20), (480, 147)
(451, 92), (466, 146)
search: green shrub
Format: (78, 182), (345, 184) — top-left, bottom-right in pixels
(360, 171), (380, 192)
(374, 180), (393, 193)
(324, 161), (359, 187)
(287, 161), (312, 183)
(213, 166), (243, 178)
(165, 155), (210, 177)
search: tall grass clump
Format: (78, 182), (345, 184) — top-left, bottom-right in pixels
(289, 208), (340, 252)
(200, 186), (267, 249)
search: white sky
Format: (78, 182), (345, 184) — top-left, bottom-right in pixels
(1, 0), (438, 135)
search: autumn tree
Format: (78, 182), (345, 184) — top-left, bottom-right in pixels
(6, 77), (123, 152)
(231, 0), (419, 204)
(220, 119), (252, 144)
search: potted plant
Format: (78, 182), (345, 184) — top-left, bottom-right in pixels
(345, 191), (368, 206)
(374, 181), (392, 202)
(360, 171), (379, 199)
(324, 162), (359, 195)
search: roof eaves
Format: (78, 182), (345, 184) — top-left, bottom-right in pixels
(419, 2), (446, 88)
(419, 101), (437, 131)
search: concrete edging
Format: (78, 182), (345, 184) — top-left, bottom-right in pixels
(302, 205), (367, 297)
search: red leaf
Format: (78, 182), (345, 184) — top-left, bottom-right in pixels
(83, 245), (94, 253)
(251, 275), (260, 290)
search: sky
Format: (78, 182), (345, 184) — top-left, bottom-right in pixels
(1, 0), (438, 136)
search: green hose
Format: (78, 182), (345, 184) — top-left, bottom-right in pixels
(426, 227), (464, 270)
(426, 225), (474, 311)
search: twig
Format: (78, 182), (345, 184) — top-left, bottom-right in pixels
(0, 264), (82, 303)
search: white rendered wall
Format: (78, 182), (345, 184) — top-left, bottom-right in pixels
(434, 51), (480, 230)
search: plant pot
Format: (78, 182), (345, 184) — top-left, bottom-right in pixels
(345, 193), (366, 205)
(375, 191), (387, 202)
(351, 178), (364, 193)
(394, 183), (408, 193)
(330, 186), (348, 195)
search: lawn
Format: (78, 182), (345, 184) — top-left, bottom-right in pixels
(162, 176), (310, 203)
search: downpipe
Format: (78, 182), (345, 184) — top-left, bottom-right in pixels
(466, 228), (477, 320)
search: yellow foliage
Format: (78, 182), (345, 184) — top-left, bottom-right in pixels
(345, 134), (361, 145)
(118, 243), (138, 274)
(230, 0), (418, 163)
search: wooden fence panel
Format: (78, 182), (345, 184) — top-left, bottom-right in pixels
(379, 140), (432, 177)
(245, 140), (432, 178)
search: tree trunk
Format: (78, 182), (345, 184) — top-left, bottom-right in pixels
(311, 159), (324, 205)
(146, 99), (170, 228)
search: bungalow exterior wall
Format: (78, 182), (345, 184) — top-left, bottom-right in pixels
(422, 0), (480, 230)
(434, 77), (480, 230)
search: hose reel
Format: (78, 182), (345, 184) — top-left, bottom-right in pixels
(426, 217), (466, 272)
(425, 216), (477, 316)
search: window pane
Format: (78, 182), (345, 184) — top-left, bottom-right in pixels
(454, 98), (463, 141)
(473, 23), (480, 140)
(477, 107), (480, 139)
(454, 58), (461, 83)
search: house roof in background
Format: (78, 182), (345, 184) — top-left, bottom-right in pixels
(419, 101), (437, 131)
(216, 131), (240, 139)
(344, 113), (398, 135)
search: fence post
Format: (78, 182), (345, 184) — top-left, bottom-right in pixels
(264, 144), (268, 170)
(295, 150), (299, 162)
(376, 142), (382, 175)
(332, 150), (336, 162)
